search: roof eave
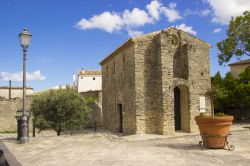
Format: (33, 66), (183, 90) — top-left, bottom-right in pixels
(229, 62), (250, 66)
(99, 39), (133, 65)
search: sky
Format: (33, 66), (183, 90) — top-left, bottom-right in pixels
(0, 0), (250, 91)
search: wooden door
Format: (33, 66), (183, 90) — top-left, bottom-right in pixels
(174, 87), (181, 130)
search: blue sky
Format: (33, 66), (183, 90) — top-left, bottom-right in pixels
(0, 0), (250, 91)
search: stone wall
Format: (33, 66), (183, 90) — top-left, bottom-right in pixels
(159, 29), (212, 134)
(101, 28), (212, 135)
(0, 99), (32, 132)
(101, 44), (136, 134)
(0, 87), (34, 100)
(80, 91), (103, 128)
(134, 32), (163, 134)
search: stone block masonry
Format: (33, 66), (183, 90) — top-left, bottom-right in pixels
(80, 91), (103, 128)
(100, 27), (212, 135)
(0, 99), (32, 132)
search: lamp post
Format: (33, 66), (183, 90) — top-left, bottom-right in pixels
(19, 28), (32, 144)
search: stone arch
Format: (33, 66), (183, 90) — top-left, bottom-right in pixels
(173, 84), (190, 132)
(172, 32), (189, 80)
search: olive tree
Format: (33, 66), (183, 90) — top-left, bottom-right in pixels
(31, 89), (91, 136)
(217, 11), (250, 64)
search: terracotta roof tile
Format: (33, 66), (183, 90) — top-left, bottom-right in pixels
(228, 59), (250, 66)
(79, 70), (101, 75)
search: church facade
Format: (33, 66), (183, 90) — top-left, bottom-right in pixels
(100, 28), (212, 135)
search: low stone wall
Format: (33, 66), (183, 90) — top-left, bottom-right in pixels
(80, 91), (103, 128)
(0, 99), (32, 132)
(0, 87), (34, 100)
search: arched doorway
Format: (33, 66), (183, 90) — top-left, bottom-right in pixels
(174, 87), (181, 130)
(173, 85), (190, 132)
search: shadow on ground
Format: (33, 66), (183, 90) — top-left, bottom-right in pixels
(0, 137), (16, 142)
(156, 143), (201, 150)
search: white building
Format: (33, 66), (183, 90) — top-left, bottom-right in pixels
(74, 70), (102, 93)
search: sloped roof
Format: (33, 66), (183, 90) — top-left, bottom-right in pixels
(79, 70), (101, 75)
(228, 59), (250, 66)
(99, 27), (211, 65)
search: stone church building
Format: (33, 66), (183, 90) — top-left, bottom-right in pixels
(100, 27), (212, 135)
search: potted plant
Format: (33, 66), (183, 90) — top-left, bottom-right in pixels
(195, 89), (234, 150)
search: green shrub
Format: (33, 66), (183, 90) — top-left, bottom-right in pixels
(31, 88), (92, 136)
(214, 112), (229, 117)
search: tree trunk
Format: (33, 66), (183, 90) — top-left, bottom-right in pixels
(57, 126), (61, 136)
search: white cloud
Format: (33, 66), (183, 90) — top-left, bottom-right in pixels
(76, 8), (153, 34)
(75, 12), (123, 33)
(176, 23), (197, 35)
(184, 9), (211, 17)
(0, 70), (46, 81)
(161, 3), (182, 22)
(123, 8), (153, 28)
(76, 0), (183, 36)
(128, 29), (144, 37)
(213, 28), (221, 33)
(146, 0), (162, 20)
(184, 9), (199, 16)
(204, 0), (250, 24)
(201, 9), (211, 16)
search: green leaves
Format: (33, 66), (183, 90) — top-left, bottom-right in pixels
(217, 11), (250, 65)
(233, 82), (250, 108)
(212, 67), (250, 112)
(30, 88), (91, 135)
(239, 66), (250, 84)
(211, 72), (223, 88)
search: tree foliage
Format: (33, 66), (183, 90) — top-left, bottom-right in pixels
(239, 66), (250, 84)
(233, 82), (250, 108)
(217, 11), (250, 65)
(31, 89), (91, 136)
(211, 72), (223, 88)
(212, 66), (250, 112)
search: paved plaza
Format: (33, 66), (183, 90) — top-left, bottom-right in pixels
(1, 124), (250, 166)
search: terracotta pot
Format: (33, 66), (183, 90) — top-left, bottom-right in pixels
(195, 116), (234, 149)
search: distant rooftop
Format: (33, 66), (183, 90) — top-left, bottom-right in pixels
(79, 70), (101, 75)
(228, 59), (250, 66)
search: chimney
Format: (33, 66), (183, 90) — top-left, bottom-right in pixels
(9, 80), (11, 100)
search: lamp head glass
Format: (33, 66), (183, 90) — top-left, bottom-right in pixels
(19, 28), (32, 49)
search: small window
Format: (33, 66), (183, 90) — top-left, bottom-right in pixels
(106, 66), (109, 77)
(123, 56), (125, 70)
(93, 77), (96, 80)
(172, 34), (179, 47)
(81, 76), (83, 79)
(113, 62), (115, 75)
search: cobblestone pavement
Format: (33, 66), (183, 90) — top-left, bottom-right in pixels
(1, 124), (250, 166)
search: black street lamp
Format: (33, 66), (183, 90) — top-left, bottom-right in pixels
(19, 28), (32, 144)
